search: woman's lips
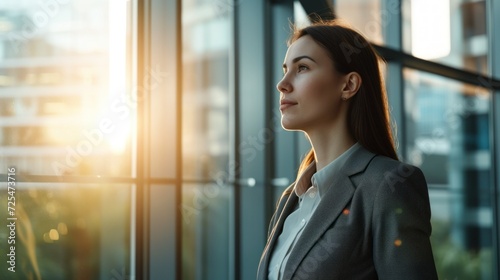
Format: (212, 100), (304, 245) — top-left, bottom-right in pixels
(280, 100), (297, 111)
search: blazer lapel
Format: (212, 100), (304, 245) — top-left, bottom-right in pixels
(283, 146), (376, 279)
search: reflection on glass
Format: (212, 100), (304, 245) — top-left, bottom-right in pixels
(403, 0), (488, 74)
(182, 183), (230, 280)
(404, 68), (492, 279)
(0, 0), (132, 176)
(335, 0), (383, 44)
(182, 0), (230, 180)
(0, 183), (131, 280)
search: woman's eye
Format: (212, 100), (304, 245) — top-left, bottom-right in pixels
(298, 65), (308, 72)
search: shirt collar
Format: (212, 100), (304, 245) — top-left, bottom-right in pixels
(294, 143), (361, 198)
(294, 161), (317, 197)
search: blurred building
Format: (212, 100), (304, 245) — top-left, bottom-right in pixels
(0, 1), (130, 176)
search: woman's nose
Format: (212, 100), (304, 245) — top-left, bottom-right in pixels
(277, 76), (291, 93)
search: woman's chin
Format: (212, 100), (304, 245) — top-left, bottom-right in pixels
(281, 121), (301, 131)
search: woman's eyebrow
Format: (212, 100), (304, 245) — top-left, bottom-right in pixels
(282, 55), (317, 69)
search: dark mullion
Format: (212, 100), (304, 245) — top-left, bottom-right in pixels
(299, 0), (335, 21)
(487, 0), (500, 279)
(373, 45), (500, 90)
(232, 3), (241, 278)
(264, 0), (275, 267)
(136, 0), (151, 278)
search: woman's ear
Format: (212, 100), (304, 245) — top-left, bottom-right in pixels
(341, 72), (362, 100)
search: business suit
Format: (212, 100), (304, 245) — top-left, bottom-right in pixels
(257, 145), (438, 280)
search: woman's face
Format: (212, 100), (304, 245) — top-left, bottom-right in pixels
(278, 35), (347, 132)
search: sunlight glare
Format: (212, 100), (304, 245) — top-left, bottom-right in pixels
(411, 0), (451, 60)
(107, 0), (130, 154)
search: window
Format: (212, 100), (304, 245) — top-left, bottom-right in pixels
(402, 0), (488, 74)
(181, 0), (232, 278)
(404, 69), (493, 279)
(0, 0), (132, 279)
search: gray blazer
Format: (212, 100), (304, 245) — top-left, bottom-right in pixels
(257, 146), (438, 280)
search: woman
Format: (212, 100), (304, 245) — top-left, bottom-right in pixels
(257, 20), (438, 280)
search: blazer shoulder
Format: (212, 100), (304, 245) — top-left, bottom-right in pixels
(356, 155), (428, 198)
(367, 155), (425, 179)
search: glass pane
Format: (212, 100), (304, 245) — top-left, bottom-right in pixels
(182, 0), (231, 180)
(150, 185), (176, 279)
(0, 181), (132, 280)
(0, 0), (132, 176)
(404, 68), (493, 279)
(402, 0), (487, 74)
(182, 183), (231, 280)
(294, 1), (311, 28)
(336, 0), (383, 44)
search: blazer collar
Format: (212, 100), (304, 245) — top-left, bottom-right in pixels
(257, 145), (376, 280)
(282, 145), (377, 279)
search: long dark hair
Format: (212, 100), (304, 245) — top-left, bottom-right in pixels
(291, 20), (398, 177)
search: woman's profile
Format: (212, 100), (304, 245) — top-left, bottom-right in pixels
(257, 20), (438, 280)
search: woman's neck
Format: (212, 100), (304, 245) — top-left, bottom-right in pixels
(306, 123), (355, 171)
